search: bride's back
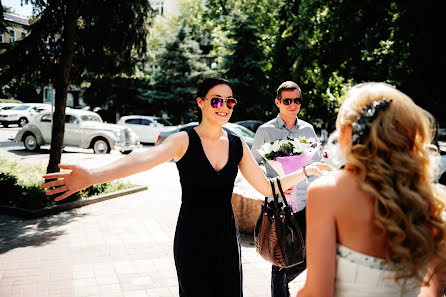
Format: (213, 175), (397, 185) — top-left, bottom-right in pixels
(329, 169), (387, 258)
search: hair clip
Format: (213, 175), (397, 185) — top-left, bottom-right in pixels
(351, 97), (392, 145)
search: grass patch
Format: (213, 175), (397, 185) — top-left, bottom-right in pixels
(0, 154), (136, 210)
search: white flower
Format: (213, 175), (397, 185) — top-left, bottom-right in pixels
(272, 139), (283, 152)
(259, 142), (273, 155)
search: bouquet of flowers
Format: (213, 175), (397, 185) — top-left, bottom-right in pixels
(258, 136), (319, 176)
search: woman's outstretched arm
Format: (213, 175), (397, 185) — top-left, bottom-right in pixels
(238, 140), (331, 196)
(42, 132), (188, 201)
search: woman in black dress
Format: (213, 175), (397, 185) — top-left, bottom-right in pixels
(42, 77), (330, 297)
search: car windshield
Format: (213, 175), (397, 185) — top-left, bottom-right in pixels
(11, 105), (30, 110)
(81, 114), (102, 122)
(227, 124), (255, 139)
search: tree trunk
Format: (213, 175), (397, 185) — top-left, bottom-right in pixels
(46, 0), (79, 174)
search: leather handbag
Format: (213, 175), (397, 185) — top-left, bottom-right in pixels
(254, 177), (305, 268)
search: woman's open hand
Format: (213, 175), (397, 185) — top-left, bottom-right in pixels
(307, 162), (333, 177)
(42, 164), (93, 201)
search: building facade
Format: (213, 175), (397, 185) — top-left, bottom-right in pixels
(1, 12), (34, 44)
(149, 0), (179, 16)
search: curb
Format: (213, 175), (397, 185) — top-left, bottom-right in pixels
(0, 185), (148, 219)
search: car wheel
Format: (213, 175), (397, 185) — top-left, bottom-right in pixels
(1, 122), (8, 128)
(93, 138), (110, 154)
(24, 133), (40, 152)
(19, 117), (28, 127)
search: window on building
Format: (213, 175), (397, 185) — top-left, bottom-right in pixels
(21, 32), (26, 40)
(0, 31), (4, 43)
(152, 1), (164, 16)
(9, 30), (15, 42)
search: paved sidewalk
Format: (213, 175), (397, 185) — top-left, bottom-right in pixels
(0, 162), (305, 297)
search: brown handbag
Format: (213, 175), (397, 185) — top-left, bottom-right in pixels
(254, 177), (305, 268)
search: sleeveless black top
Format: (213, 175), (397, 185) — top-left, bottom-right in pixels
(174, 128), (244, 297)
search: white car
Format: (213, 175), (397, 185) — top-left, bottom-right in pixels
(322, 131), (344, 169)
(0, 102), (20, 112)
(14, 108), (141, 154)
(0, 103), (51, 127)
(117, 115), (177, 144)
(323, 131), (446, 182)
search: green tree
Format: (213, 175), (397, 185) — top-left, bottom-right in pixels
(82, 76), (150, 122)
(283, 0), (445, 128)
(217, 0), (280, 122)
(221, 12), (269, 121)
(0, 0), (152, 173)
(147, 24), (215, 124)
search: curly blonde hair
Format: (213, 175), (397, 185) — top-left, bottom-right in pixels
(337, 82), (446, 283)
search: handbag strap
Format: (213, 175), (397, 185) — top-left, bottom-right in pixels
(270, 178), (280, 208)
(276, 178), (291, 208)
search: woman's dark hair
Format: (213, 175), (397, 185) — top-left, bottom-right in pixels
(197, 77), (232, 98)
(195, 77), (232, 122)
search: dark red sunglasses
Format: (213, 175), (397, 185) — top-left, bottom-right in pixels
(201, 97), (238, 109)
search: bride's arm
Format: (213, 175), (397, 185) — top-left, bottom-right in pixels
(297, 178), (337, 297)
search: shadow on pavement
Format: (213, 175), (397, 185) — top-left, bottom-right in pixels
(0, 210), (88, 254)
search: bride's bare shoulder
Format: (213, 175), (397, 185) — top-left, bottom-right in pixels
(309, 169), (356, 196)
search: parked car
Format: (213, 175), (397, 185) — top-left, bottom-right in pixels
(438, 127), (446, 141)
(117, 115), (177, 144)
(0, 103), (20, 112)
(323, 131), (446, 182)
(322, 131), (344, 169)
(27, 105), (52, 123)
(434, 154), (446, 182)
(0, 103), (51, 127)
(156, 122), (256, 148)
(13, 108), (141, 154)
(235, 120), (264, 133)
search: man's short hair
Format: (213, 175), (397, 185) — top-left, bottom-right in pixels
(276, 81), (301, 99)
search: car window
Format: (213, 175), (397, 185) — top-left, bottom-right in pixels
(227, 125), (255, 139)
(126, 118), (142, 125)
(81, 114), (102, 122)
(154, 118), (173, 126)
(1, 106), (15, 111)
(11, 105), (30, 110)
(41, 114), (52, 122)
(142, 119), (154, 125)
(65, 115), (79, 124)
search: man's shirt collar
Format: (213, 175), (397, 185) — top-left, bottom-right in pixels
(276, 114), (299, 130)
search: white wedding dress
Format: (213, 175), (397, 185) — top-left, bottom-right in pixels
(334, 244), (421, 297)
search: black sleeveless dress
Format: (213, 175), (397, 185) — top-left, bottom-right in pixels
(174, 128), (244, 297)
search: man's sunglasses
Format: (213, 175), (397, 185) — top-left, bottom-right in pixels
(279, 97), (302, 105)
(201, 97), (238, 109)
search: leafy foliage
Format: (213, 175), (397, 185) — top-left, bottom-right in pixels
(0, 154), (134, 210)
(0, 0), (153, 174)
(146, 24), (215, 124)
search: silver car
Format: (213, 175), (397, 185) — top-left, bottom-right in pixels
(117, 115), (177, 144)
(14, 108), (141, 154)
(0, 103), (50, 127)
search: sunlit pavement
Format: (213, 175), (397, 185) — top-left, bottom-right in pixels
(0, 141), (305, 297)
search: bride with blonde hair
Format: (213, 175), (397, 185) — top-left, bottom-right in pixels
(298, 82), (446, 297)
